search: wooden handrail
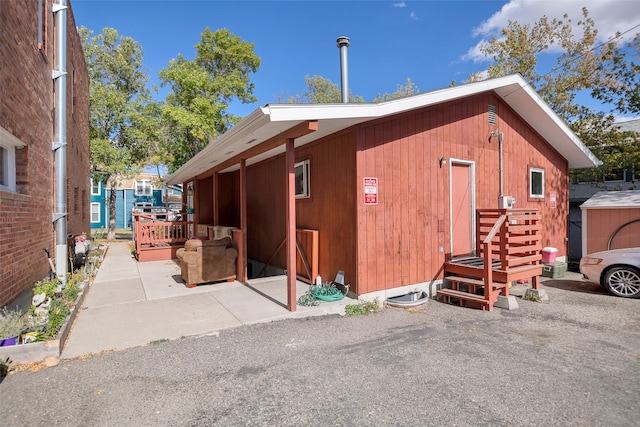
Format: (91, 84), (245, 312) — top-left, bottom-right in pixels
(483, 215), (506, 245)
(482, 214), (506, 304)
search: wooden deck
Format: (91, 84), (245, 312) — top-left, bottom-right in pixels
(438, 209), (542, 311)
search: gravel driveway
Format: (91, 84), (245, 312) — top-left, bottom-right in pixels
(1, 272), (638, 426)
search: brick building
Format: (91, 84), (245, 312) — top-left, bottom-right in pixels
(0, 1), (90, 307)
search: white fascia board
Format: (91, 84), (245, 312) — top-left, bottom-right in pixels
(166, 108), (270, 185)
(263, 103), (380, 122)
(501, 80), (601, 169)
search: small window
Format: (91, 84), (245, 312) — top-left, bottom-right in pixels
(0, 146), (8, 189)
(135, 179), (152, 196)
(91, 178), (101, 195)
(529, 168), (545, 199)
(91, 202), (101, 223)
(295, 160), (310, 199)
(0, 126), (23, 193)
(38, 0), (47, 52)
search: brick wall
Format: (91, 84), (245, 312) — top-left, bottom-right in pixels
(0, 1), (89, 307)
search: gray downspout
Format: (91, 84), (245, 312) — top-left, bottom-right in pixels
(337, 36), (350, 104)
(52, 0), (68, 284)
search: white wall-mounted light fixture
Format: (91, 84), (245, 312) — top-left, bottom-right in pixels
(439, 156), (447, 167)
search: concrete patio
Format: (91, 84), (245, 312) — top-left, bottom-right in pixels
(61, 242), (354, 359)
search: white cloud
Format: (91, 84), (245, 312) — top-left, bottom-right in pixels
(410, 11), (418, 20)
(392, 1), (406, 8)
(464, 0), (640, 63)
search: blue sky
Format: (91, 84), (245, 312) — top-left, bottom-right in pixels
(72, 0), (640, 119)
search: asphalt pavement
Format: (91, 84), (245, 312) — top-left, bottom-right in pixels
(1, 271), (638, 426)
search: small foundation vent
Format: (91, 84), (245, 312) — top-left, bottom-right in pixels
(488, 104), (497, 125)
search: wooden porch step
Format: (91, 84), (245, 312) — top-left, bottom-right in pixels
(436, 289), (489, 310)
(445, 276), (508, 291)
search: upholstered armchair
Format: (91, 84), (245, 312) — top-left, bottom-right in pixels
(176, 237), (238, 288)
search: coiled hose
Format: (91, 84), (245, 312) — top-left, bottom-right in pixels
(298, 284), (345, 306)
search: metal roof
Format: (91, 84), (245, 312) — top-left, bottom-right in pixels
(580, 190), (640, 209)
(167, 74), (601, 185)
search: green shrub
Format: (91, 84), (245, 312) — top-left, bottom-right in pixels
(46, 299), (70, 337)
(33, 278), (59, 299)
(0, 308), (26, 339)
(345, 299), (381, 317)
(63, 281), (80, 303)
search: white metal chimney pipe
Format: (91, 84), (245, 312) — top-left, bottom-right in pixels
(336, 36), (350, 103)
(53, 0), (68, 284)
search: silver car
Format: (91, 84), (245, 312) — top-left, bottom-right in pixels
(580, 247), (640, 298)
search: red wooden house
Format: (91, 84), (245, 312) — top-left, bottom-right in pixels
(165, 75), (599, 311)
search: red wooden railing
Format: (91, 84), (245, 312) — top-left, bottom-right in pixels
(133, 213), (194, 262)
(441, 209), (543, 310)
(476, 208), (542, 290)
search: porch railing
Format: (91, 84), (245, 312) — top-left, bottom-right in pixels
(476, 209), (542, 270)
(133, 213), (194, 261)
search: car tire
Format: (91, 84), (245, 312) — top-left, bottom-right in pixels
(603, 266), (640, 298)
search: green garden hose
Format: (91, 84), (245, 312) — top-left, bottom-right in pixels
(297, 284), (345, 306)
(311, 284), (345, 301)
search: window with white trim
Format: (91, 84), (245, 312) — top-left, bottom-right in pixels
(91, 202), (101, 223)
(295, 160), (310, 199)
(135, 179), (152, 196)
(0, 126), (23, 193)
(529, 167), (545, 198)
(91, 178), (101, 195)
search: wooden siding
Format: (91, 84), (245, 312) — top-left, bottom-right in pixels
(585, 208), (640, 253)
(355, 92), (569, 294)
(196, 176), (214, 225)
(197, 92), (570, 296)
(243, 130), (357, 288)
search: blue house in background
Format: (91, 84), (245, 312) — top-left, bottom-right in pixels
(90, 172), (165, 229)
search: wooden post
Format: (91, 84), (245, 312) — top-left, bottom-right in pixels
(483, 241), (493, 311)
(286, 139), (297, 311)
(213, 171), (219, 226)
(239, 160), (248, 282)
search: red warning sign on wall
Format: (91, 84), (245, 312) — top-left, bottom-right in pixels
(550, 191), (556, 209)
(364, 177), (378, 205)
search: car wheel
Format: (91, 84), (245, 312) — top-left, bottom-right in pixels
(603, 266), (640, 298)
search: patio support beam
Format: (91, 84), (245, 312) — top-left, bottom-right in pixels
(196, 120), (318, 179)
(213, 171), (219, 226)
(285, 138), (297, 311)
(239, 160), (248, 282)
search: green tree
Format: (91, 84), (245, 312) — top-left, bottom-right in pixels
(373, 78), (420, 102)
(79, 27), (153, 239)
(287, 75), (364, 104)
(470, 8), (640, 184)
(592, 33), (640, 115)
(158, 27), (260, 172)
